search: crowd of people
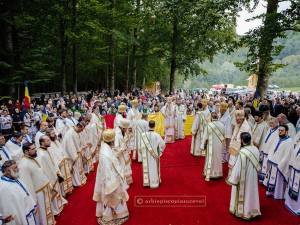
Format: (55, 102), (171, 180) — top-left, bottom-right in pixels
(0, 88), (299, 225)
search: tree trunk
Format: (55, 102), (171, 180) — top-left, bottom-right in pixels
(169, 16), (178, 94)
(132, 0), (140, 89)
(59, 17), (67, 95)
(72, 0), (77, 95)
(106, 63), (109, 89)
(256, 0), (279, 97)
(126, 40), (130, 92)
(109, 0), (116, 93)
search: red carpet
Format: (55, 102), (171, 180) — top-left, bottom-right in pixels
(56, 137), (299, 225)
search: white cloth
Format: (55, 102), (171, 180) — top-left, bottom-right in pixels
(55, 118), (68, 138)
(258, 127), (279, 182)
(0, 176), (37, 225)
(18, 156), (55, 225)
(114, 127), (132, 184)
(36, 147), (67, 215)
(0, 146), (12, 170)
(287, 122), (296, 139)
(228, 120), (252, 168)
(264, 136), (294, 199)
(285, 142), (300, 215)
(61, 128), (86, 187)
(175, 104), (187, 139)
(202, 121), (225, 180)
(93, 143), (129, 221)
(227, 145), (261, 219)
(5, 140), (23, 163)
(252, 121), (269, 149)
(114, 113), (124, 128)
(135, 119), (149, 162)
(161, 103), (177, 143)
(127, 107), (141, 150)
(141, 130), (166, 188)
(34, 131), (45, 149)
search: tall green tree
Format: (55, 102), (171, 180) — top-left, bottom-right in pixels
(237, 0), (300, 96)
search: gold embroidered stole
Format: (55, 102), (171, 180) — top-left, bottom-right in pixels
(236, 147), (260, 216)
(205, 122), (225, 180)
(140, 132), (160, 186)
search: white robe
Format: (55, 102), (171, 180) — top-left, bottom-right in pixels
(127, 107), (141, 151)
(0, 146), (12, 173)
(202, 121), (225, 180)
(285, 142), (300, 215)
(135, 119), (149, 162)
(263, 136), (294, 199)
(61, 128), (86, 187)
(219, 111), (232, 162)
(55, 118), (68, 139)
(258, 127), (279, 182)
(141, 130), (166, 188)
(114, 113), (124, 128)
(227, 145), (261, 219)
(287, 122), (296, 139)
(48, 140), (73, 195)
(5, 140), (23, 163)
(252, 121), (269, 149)
(34, 131), (45, 149)
(228, 120), (252, 168)
(0, 176), (37, 225)
(114, 127), (132, 185)
(161, 103), (177, 143)
(18, 156), (55, 225)
(93, 143), (129, 222)
(175, 104), (187, 139)
(36, 148), (67, 215)
(79, 127), (94, 174)
(191, 112), (202, 156)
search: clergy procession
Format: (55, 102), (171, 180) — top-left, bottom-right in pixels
(0, 89), (300, 225)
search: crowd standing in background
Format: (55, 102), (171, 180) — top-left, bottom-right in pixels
(0, 88), (300, 224)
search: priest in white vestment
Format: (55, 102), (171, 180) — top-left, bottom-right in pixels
(127, 99), (141, 156)
(227, 132), (261, 220)
(114, 104), (127, 128)
(228, 110), (252, 169)
(55, 109), (68, 139)
(191, 103), (204, 156)
(285, 139), (300, 215)
(141, 120), (166, 188)
(161, 97), (177, 143)
(201, 112), (225, 181)
(34, 122), (48, 148)
(198, 99), (211, 156)
(277, 113), (296, 139)
(0, 160), (37, 225)
(263, 124), (294, 199)
(0, 134), (12, 173)
(134, 114), (149, 162)
(114, 119), (132, 185)
(84, 116), (100, 167)
(175, 99), (187, 140)
(47, 128), (73, 196)
(93, 129), (129, 225)
(79, 116), (94, 174)
(5, 132), (23, 163)
(61, 122), (87, 187)
(219, 102), (232, 163)
(18, 142), (55, 225)
(36, 135), (67, 215)
(258, 117), (279, 183)
(252, 111), (269, 149)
